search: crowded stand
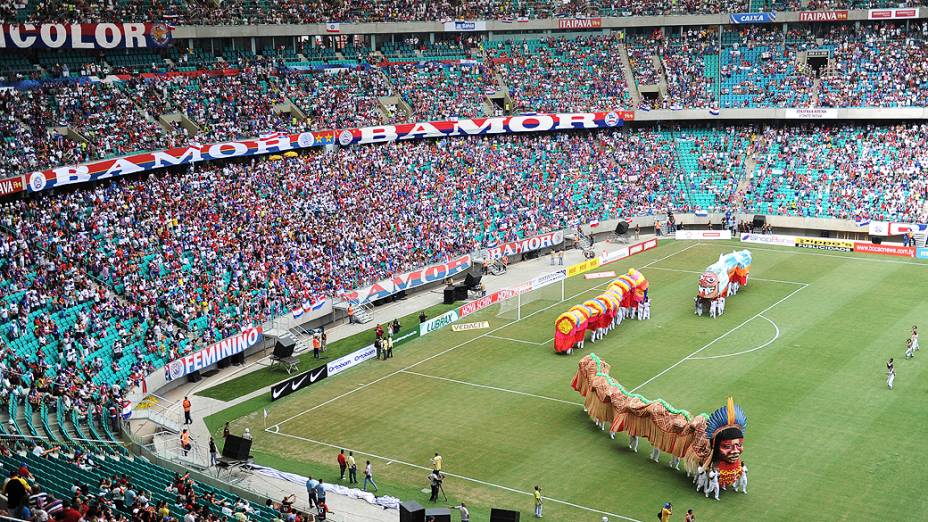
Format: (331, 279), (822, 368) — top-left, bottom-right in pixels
(276, 68), (392, 129)
(662, 27), (720, 109)
(744, 124), (928, 222)
(386, 62), (493, 121)
(486, 35), (631, 113)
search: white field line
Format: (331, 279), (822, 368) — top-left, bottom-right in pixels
(266, 429), (644, 522)
(269, 242), (701, 430)
(689, 315), (781, 360)
(629, 283), (808, 393)
(486, 334), (547, 345)
(400, 370), (583, 407)
(644, 266), (808, 286)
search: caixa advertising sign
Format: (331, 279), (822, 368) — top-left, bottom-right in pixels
(729, 12), (776, 24)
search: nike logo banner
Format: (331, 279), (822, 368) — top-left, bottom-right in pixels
(270, 363), (328, 401)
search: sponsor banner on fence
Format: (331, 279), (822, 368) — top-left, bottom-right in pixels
(27, 112), (627, 194)
(269, 363), (328, 401)
(740, 233), (797, 247)
(327, 344), (378, 377)
(798, 10), (848, 21)
(557, 17), (602, 29)
(675, 230), (732, 240)
(452, 321), (490, 332)
(785, 108), (838, 119)
(917, 248), (928, 260)
(795, 237), (854, 252)
(868, 221), (889, 236)
(342, 255), (471, 305)
(0, 175), (23, 197)
(868, 8), (919, 19)
(584, 271), (616, 280)
(853, 242), (916, 258)
(420, 309), (460, 336)
(729, 12), (776, 24)
(165, 327), (263, 381)
(484, 230), (564, 261)
(443, 20), (486, 31)
(600, 246), (630, 264)
(566, 257), (601, 278)
(1, 23), (173, 49)
(458, 291), (503, 318)
(627, 238), (658, 257)
(888, 222), (928, 236)
(528, 269), (567, 291)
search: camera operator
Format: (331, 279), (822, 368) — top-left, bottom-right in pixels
(427, 470), (444, 503)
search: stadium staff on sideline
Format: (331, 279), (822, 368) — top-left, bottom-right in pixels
(180, 429), (191, 456)
(419, 311), (427, 323)
(450, 502), (469, 522)
(432, 452), (443, 472)
(209, 437), (217, 466)
(386, 335), (394, 358)
(363, 461), (378, 492)
(337, 450), (347, 481)
(533, 485), (543, 518)
(305, 475), (318, 508)
(660, 502), (673, 521)
(182, 396), (192, 425)
(427, 470), (444, 502)
(347, 305), (355, 323)
(347, 451), (358, 484)
(685, 509), (695, 522)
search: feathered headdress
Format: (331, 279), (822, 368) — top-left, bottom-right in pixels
(706, 397), (747, 441)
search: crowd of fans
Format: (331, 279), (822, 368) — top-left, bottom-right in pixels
(746, 124), (928, 223)
(0, 23), (926, 175)
(486, 35), (630, 113)
(7, 0), (923, 24)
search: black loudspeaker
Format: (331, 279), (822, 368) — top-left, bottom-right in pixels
(231, 352), (245, 365)
(464, 272), (482, 289)
(490, 508), (521, 522)
(221, 435), (252, 460)
(399, 501), (425, 522)
(216, 357), (230, 369)
(871, 236), (883, 244)
(752, 214), (766, 228)
(443, 287), (455, 305)
(273, 337), (295, 359)
(425, 508), (451, 522)
(615, 220), (629, 235)
(187, 370), (201, 383)
(454, 284), (468, 301)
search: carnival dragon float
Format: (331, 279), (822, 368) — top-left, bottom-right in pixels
(553, 269), (649, 354)
(571, 353), (747, 494)
(695, 250), (752, 317)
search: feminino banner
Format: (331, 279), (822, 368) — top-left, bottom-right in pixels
(25, 111), (628, 194)
(484, 230), (564, 261)
(798, 11), (848, 22)
(165, 327), (263, 381)
(0, 23), (173, 49)
(342, 255), (471, 305)
(270, 363), (328, 401)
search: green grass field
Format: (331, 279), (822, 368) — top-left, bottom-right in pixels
(212, 239), (928, 521)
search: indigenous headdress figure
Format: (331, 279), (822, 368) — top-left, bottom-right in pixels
(706, 397), (747, 488)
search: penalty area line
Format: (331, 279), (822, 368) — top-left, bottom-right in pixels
(264, 428), (644, 522)
(630, 284), (807, 393)
(689, 314), (781, 360)
(401, 370), (583, 407)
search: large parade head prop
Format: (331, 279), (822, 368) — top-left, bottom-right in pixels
(707, 397), (747, 464)
(698, 271), (721, 299)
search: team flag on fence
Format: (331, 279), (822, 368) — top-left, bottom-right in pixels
(695, 209), (709, 217)
(855, 217), (871, 227)
(709, 107), (721, 116)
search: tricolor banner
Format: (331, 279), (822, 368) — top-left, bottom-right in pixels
(0, 23), (173, 49)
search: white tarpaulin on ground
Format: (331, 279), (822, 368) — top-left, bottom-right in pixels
(248, 464), (401, 510)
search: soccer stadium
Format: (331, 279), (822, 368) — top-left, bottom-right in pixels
(1, 2), (928, 522)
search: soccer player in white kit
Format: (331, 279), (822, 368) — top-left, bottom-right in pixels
(734, 462), (748, 494)
(709, 299), (718, 318)
(628, 435), (639, 453)
(718, 297), (725, 316)
(911, 326), (919, 352)
(905, 339), (914, 359)
(643, 300), (651, 320)
(649, 446), (660, 463)
(887, 358), (895, 390)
